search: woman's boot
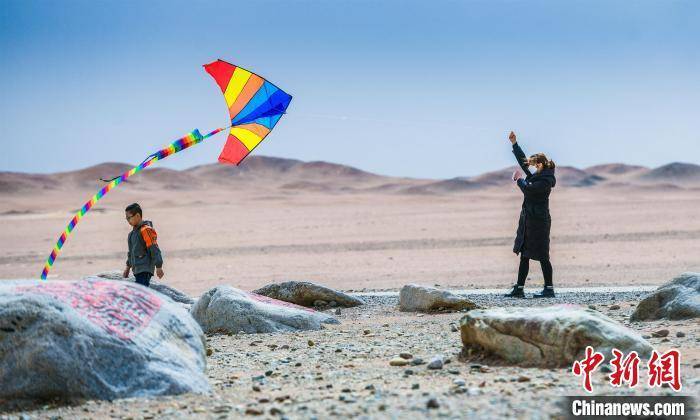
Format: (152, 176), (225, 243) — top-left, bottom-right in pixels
(533, 286), (555, 298)
(504, 284), (525, 298)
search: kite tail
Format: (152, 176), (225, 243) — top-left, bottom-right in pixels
(40, 126), (228, 280)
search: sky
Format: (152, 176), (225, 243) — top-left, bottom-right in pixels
(1, 0), (698, 179)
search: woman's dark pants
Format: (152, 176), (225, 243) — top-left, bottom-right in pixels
(517, 256), (553, 287)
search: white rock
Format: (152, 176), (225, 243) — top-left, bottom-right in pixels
(254, 281), (363, 308)
(460, 305), (652, 367)
(190, 285), (339, 334)
(399, 284), (478, 312)
(631, 272), (700, 321)
(0, 279), (209, 400)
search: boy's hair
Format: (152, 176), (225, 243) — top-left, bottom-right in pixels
(125, 203), (142, 216)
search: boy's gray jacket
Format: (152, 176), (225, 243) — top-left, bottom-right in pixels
(126, 220), (163, 275)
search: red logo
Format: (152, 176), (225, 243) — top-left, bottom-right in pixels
(572, 346), (605, 392)
(609, 349), (640, 388)
(648, 349), (682, 391)
(572, 347), (683, 392)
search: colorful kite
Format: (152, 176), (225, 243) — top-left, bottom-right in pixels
(40, 59), (292, 280)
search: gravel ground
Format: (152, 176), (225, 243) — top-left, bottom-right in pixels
(2, 289), (698, 420)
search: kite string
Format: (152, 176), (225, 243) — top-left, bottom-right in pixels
(40, 126), (229, 280)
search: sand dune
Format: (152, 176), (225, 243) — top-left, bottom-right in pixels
(639, 162), (700, 185)
(584, 163), (648, 176)
(5, 156), (698, 196)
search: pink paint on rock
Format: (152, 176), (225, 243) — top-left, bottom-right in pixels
(245, 292), (316, 313)
(16, 280), (162, 341)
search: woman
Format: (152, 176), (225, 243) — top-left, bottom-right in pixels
(504, 131), (557, 298)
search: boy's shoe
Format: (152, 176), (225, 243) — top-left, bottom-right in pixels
(533, 286), (555, 298)
(504, 285), (525, 298)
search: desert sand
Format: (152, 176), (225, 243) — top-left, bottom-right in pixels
(1, 157), (699, 295)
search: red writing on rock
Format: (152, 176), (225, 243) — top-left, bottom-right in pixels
(18, 280), (161, 341)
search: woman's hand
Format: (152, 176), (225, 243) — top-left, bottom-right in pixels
(512, 170), (523, 181)
(509, 131), (517, 144)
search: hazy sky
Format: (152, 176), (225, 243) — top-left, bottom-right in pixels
(1, 0), (698, 178)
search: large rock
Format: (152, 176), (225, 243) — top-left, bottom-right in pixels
(86, 271), (195, 305)
(399, 284), (478, 312)
(631, 272), (700, 321)
(460, 305), (652, 367)
(254, 281), (363, 308)
(190, 285), (340, 334)
(0, 279), (209, 400)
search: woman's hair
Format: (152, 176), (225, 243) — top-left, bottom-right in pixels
(527, 153), (556, 170)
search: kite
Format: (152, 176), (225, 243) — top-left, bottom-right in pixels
(40, 59), (292, 280)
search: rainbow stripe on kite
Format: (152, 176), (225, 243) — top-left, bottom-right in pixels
(40, 60), (291, 279)
(204, 59), (293, 165)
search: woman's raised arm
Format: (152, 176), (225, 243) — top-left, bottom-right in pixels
(509, 131), (531, 176)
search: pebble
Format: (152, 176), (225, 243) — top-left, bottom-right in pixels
(410, 357), (425, 366)
(517, 376), (531, 382)
(399, 352), (413, 360)
(450, 323), (458, 332)
(206, 348), (213, 356)
(426, 398), (440, 409)
(427, 356), (444, 370)
(389, 357), (409, 367)
(335, 308), (341, 315)
(307, 340), (315, 347)
(453, 379), (466, 387)
(245, 407), (264, 415)
(652, 329), (670, 338)
(676, 331), (685, 338)
(609, 304), (621, 310)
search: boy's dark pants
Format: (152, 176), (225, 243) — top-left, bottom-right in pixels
(135, 272), (152, 287)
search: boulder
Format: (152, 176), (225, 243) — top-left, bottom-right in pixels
(190, 285), (339, 334)
(460, 305), (652, 367)
(0, 279), (209, 400)
(399, 284), (478, 312)
(631, 272), (700, 321)
(87, 271), (195, 305)
(253, 281), (363, 308)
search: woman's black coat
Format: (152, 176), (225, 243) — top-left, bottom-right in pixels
(512, 142), (556, 261)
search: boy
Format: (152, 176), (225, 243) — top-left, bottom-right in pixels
(123, 203), (164, 287)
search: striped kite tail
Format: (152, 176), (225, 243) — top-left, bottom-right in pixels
(39, 128), (223, 280)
